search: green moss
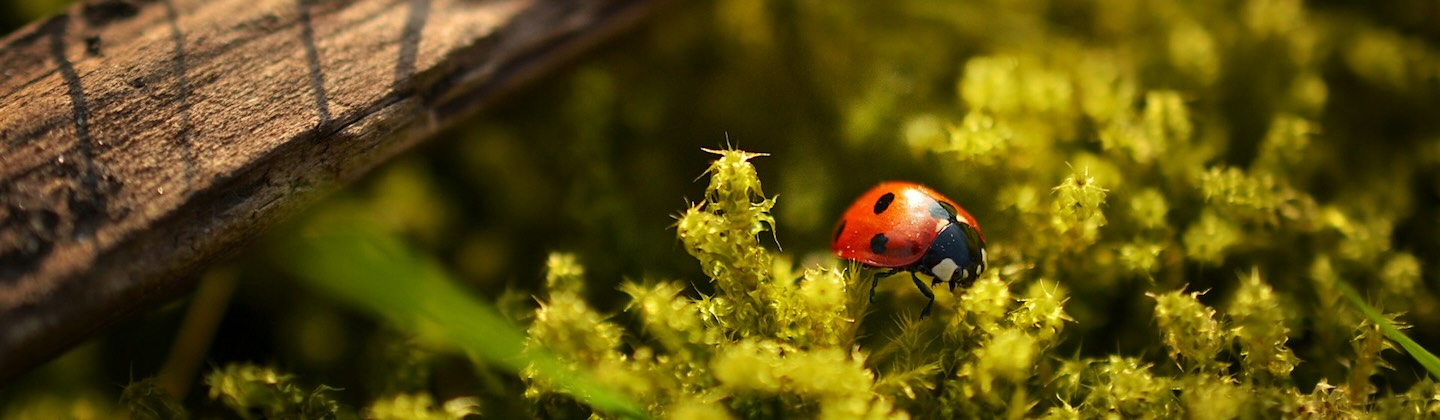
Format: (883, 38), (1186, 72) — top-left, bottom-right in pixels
(1227, 270), (1299, 381)
(1050, 166), (1109, 249)
(121, 379), (188, 420)
(1179, 376), (1245, 420)
(1151, 290), (1228, 372)
(204, 363), (343, 420)
(1183, 209), (1241, 265)
(492, 147), (1429, 417)
(365, 394), (480, 420)
(945, 111), (1015, 166)
(1074, 356), (1180, 418)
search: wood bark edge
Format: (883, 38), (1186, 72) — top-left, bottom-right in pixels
(0, 0), (657, 381)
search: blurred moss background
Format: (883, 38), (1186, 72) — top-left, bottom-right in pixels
(3, 0), (1440, 417)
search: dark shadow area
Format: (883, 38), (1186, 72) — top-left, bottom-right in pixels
(47, 16), (108, 240)
(297, 0), (331, 128)
(163, 0), (197, 184)
(393, 0), (429, 92)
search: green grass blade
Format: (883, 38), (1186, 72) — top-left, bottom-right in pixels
(279, 226), (646, 418)
(1334, 279), (1440, 379)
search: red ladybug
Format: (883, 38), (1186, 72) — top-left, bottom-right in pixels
(831, 181), (988, 317)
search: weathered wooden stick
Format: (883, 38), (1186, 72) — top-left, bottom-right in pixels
(0, 0), (655, 382)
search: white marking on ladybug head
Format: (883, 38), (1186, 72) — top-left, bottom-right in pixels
(931, 258), (959, 282)
(960, 268), (969, 279)
(981, 248), (987, 264)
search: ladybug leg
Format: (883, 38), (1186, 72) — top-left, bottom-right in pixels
(872, 268), (903, 303)
(909, 272), (937, 318)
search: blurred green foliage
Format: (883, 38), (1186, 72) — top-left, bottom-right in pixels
(4, 0), (1440, 417)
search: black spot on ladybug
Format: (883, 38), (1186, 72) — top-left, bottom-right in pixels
(833, 220), (847, 243)
(873, 192), (895, 214)
(870, 233), (888, 254)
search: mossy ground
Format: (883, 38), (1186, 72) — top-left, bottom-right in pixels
(4, 0), (1440, 418)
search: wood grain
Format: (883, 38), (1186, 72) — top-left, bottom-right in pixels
(0, 0), (655, 381)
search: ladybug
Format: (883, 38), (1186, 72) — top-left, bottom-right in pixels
(831, 181), (988, 317)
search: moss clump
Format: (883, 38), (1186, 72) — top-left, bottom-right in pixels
(505, 148), (1433, 418)
(1050, 166), (1109, 249)
(1151, 290), (1227, 372)
(121, 379), (188, 420)
(524, 150), (894, 418)
(152, 145), (1430, 418)
(505, 150), (1070, 418)
(1228, 270), (1301, 381)
(365, 394), (480, 420)
(204, 363), (342, 420)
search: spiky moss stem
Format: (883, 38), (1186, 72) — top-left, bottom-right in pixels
(676, 149), (777, 338)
